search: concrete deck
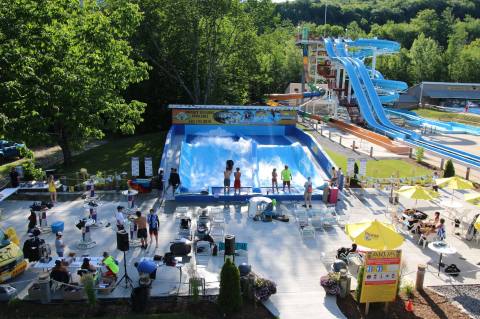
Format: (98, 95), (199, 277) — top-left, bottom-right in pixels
(1, 186), (479, 318)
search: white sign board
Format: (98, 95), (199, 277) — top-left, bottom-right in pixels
(359, 158), (367, 177)
(144, 157), (153, 177)
(131, 157), (140, 177)
(347, 158), (355, 175)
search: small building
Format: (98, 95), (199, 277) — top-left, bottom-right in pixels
(395, 81), (480, 109)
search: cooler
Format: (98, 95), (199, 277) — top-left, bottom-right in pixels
(51, 221), (64, 234)
(328, 187), (338, 204)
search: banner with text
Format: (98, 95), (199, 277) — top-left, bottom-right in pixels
(172, 109), (296, 125)
(360, 250), (402, 303)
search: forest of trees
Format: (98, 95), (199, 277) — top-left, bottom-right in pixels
(1, 0), (480, 164)
(276, 0), (480, 86)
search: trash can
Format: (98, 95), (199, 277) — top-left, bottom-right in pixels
(38, 273), (51, 304)
(51, 221), (64, 234)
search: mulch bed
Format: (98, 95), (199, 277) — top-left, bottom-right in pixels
(337, 289), (471, 319)
(0, 297), (274, 319)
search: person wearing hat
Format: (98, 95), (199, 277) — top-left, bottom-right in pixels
(55, 232), (65, 257)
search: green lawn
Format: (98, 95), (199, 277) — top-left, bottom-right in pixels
(413, 108), (480, 127)
(54, 132), (167, 178)
(324, 147), (432, 178)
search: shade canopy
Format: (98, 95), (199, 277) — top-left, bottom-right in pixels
(465, 192), (480, 207)
(396, 185), (439, 201)
(345, 220), (404, 250)
(435, 177), (474, 190)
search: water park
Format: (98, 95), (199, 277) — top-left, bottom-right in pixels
(1, 25), (480, 319)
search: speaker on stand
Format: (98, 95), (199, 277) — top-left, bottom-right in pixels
(116, 230), (133, 289)
(224, 234), (235, 263)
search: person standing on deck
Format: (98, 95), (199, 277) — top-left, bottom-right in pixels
(281, 165), (292, 193)
(233, 168), (241, 195)
(271, 168), (279, 194)
(224, 166), (232, 195)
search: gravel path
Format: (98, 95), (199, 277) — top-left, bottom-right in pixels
(431, 285), (480, 319)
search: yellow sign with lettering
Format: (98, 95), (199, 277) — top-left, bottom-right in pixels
(359, 250), (402, 303)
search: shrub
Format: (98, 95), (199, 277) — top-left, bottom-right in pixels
(22, 161), (46, 181)
(355, 266), (365, 302)
(401, 280), (415, 299)
(354, 162), (359, 177)
(218, 259), (242, 314)
(81, 273), (97, 307)
(415, 147), (424, 163)
(18, 146), (34, 159)
(443, 159), (455, 177)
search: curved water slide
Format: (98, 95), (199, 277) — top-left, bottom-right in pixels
(326, 38), (480, 169)
(386, 108), (480, 135)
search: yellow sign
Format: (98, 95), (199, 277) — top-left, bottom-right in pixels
(360, 250), (402, 303)
(172, 109), (296, 125)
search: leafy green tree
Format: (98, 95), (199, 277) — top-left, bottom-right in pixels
(218, 258), (242, 315)
(449, 39), (480, 82)
(134, 0), (258, 105)
(408, 33), (443, 84)
(411, 9), (441, 43)
(0, 0), (149, 165)
(377, 48), (411, 84)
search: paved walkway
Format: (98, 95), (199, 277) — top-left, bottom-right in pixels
(1, 185), (479, 317)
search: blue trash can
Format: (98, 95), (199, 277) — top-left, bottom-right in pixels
(51, 221), (64, 234)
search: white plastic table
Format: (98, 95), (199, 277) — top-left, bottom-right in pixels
(428, 241), (456, 275)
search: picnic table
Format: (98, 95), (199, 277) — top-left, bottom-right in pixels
(0, 188), (18, 202)
(33, 256), (104, 272)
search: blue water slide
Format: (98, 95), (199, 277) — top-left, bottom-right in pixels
(334, 40), (416, 138)
(372, 79), (408, 92)
(325, 39), (405, 139)
(348, 56), (480, 166)
(386, 108), (480, 135)
(328, 38), (480, 168)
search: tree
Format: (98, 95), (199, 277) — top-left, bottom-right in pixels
(0, 0), (149, 165)
(449, 39), (480, 82)
(133, 0), (258, 105)
(218, 258), (242, 314)
(443, 159), (455, 177)
(408, 33), (443, 84)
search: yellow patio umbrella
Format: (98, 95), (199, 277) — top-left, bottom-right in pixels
(436, 176), (474, 199)
(396, 185), (439, 209)
(345, 220), (404, 250)
(465, 192), (480, 207)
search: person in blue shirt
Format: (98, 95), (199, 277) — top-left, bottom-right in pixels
(147, 209), (160, 247)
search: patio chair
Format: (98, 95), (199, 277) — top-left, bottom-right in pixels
(295, 210), (309, 228)
(212, 213), (225, 227)
(210, 226), (224, 241)
(321, 212), (337, 228)
(418, 232), (437, 248)
(336, 214), (349, 228)
(175, 207), (189, 219)
(310, 214), (324, 229)
(300, 225), (316, 238)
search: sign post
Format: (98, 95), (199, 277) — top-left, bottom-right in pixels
(359, 250), (402, 314)
(131, 157), (140, 177)
(144, 157), (153, 177)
